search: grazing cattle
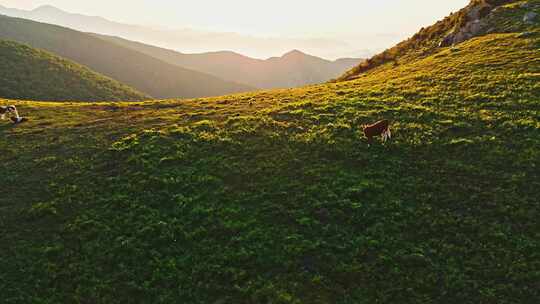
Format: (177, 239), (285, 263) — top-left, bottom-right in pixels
(1, 105), (19, 120)
(362, 119), (391, 144)
(1, 105), (26, 124)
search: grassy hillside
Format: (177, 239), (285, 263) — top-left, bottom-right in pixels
(0, 15), (254, 99)
(1, 30), (538, 303)
(94, 34), (361, 89)
(0, 40), (148, 102)
(1, 3), (539, 304)
(338, 0), (539, 81)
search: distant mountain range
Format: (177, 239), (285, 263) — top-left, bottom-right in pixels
(0, 4), (364, 90)
(95, 34), (362, 89)
(0, 40), (148, 101)
(0, 15), (254, 99)
(0, 4), (369, 60)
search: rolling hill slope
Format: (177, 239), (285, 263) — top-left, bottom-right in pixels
(0, 40), (148, 101)
(94, 34), (361, 89)
(1, 1), (539, 303)
(0, 15), (254, 99)
(339, 0), (540, 81)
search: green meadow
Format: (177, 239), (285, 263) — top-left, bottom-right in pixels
(1, 1), (539, 303)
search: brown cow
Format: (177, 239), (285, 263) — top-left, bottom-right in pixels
(362, 119), (391, 144)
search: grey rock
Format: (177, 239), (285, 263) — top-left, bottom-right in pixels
(449, 20), (487, 45)
(469, 20), (484, 35)
(438, 3), (491, 47)
(467, 3), (493, 20)
(470, 2), (494, 20)
(524, 11), (538, 22)
(467, 5), (483, 21)
(524, 12), (538, 23)
(453, 31), (471, 44)
(439, 34), (455, 47)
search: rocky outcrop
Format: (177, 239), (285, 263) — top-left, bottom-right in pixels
(440, 1), (540, 47)
(441, 20), (487, 46)
(439, 2), (494, 47)
(439, 0), (540, 47)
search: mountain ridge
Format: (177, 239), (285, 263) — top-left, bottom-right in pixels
(95, 33), (363, 89)
(0, 15), (255, 98)
(0, 4), (366, 59)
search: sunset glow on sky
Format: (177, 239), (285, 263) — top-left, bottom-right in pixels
(0, 0), (469, 58)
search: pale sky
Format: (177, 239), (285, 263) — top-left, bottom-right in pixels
(1, 0), (468, 36)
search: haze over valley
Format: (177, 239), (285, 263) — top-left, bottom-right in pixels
(0, 1), (468, 60)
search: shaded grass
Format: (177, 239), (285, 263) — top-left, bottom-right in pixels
(0, 40), (149, 101)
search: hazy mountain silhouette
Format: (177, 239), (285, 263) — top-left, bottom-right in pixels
(0, 15), (254, 99)
(0, 4), (367, 60)
(94, 34), (362, 88)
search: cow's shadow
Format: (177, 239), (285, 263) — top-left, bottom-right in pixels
(0, 122), (19, 133)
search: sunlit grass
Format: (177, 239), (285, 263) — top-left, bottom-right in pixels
(1, 25), (539, 304)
